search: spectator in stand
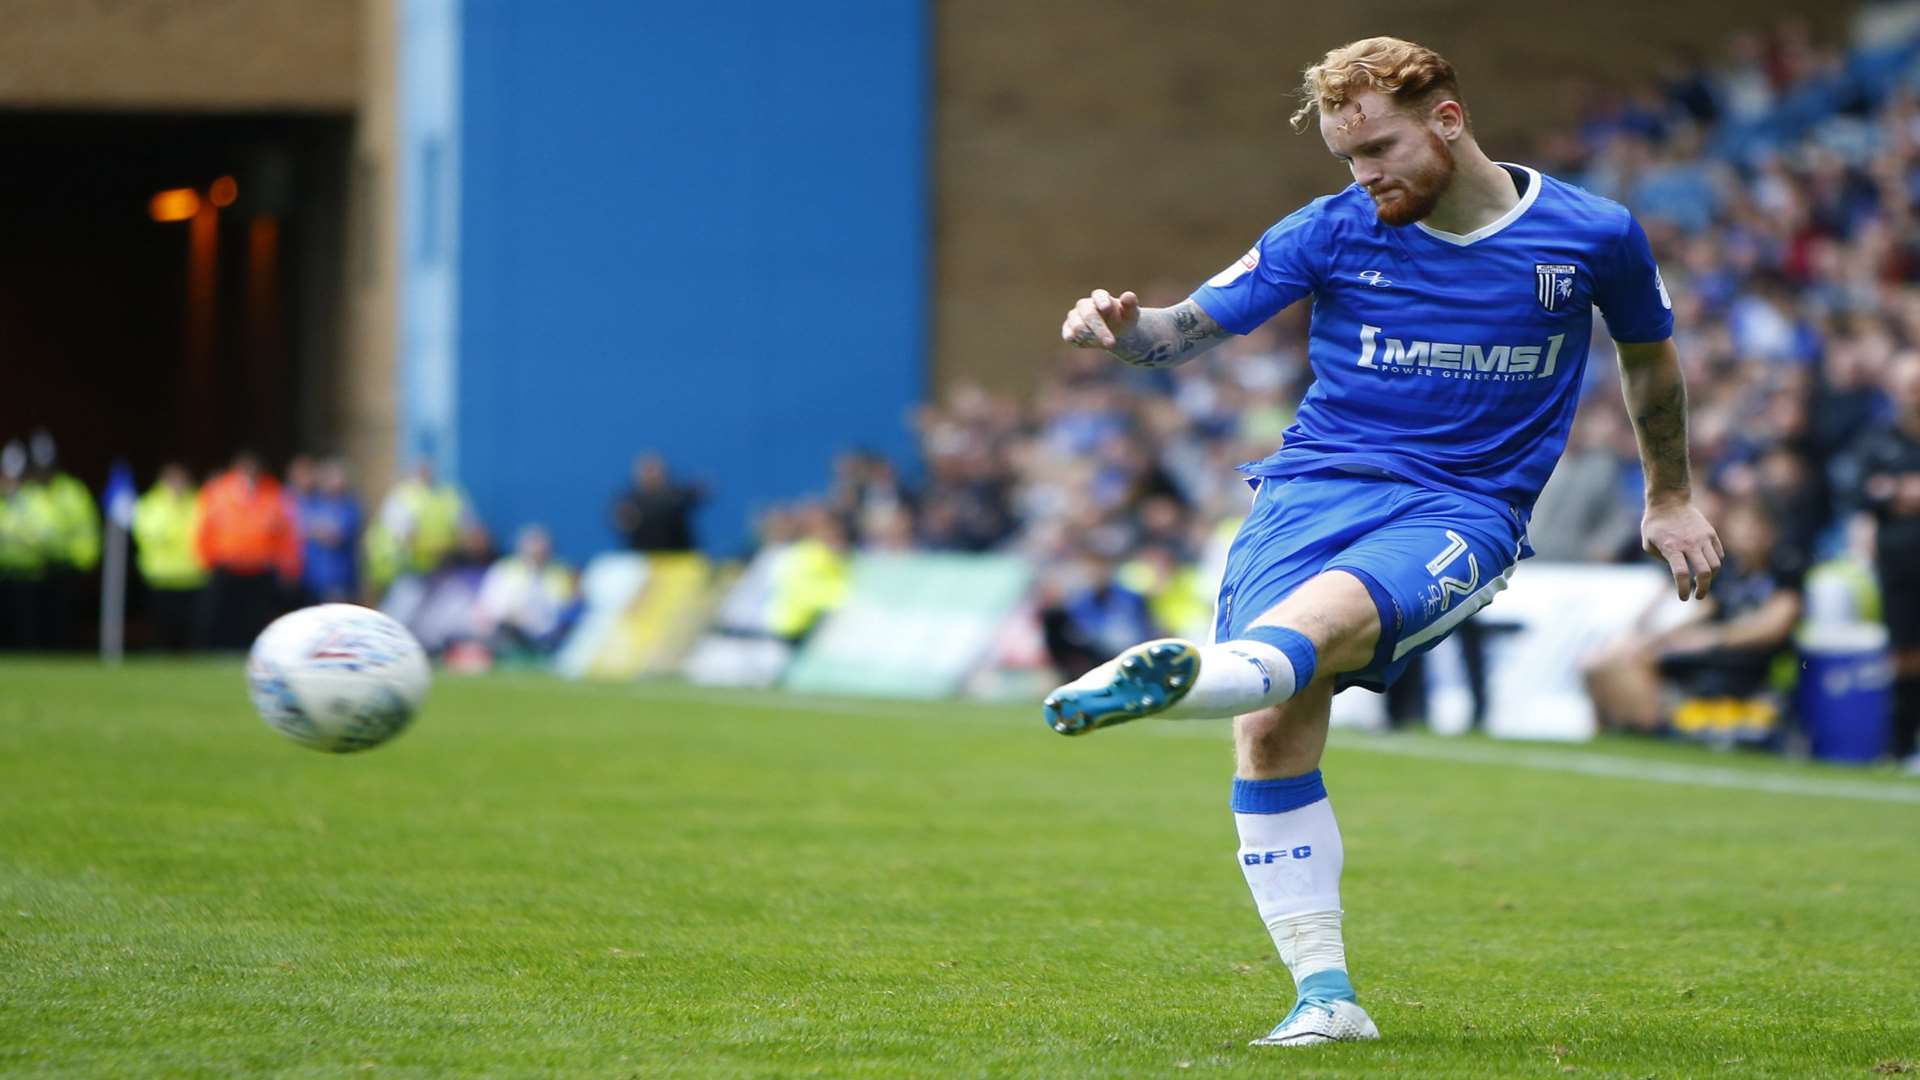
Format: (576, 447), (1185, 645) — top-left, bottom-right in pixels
(26, 431), (99, 650)
(1583, 495), (1804, 732)
(475, 524), (578, 660)
(917, 449), (1015, 552)
(195, 451), (301, 649)
(1813, 320), (1896, 466)
(1131, 494), (1194, 557)
(389, 522), (495, 657)
(0, 441), (52, 649)
(1854, 353), (1920, 767)
(296, 457), (362, 605)
(1529, 405), (1642, 562)
(766, 504), (850, 642)
(612, 453), (703, 552)
(830, 450), (916, 541)
(284, 454), (316, 505)
(1118, 542), (1211, 640)
(131, 462), (208, 650)
(1746, 441), (1827, 558)
(365, 460), (471, 597)
(859, 502), (918, 553)
(1039, 549), (1154, 681)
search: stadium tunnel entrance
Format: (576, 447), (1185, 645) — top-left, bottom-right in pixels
(0, 110), (354, 489)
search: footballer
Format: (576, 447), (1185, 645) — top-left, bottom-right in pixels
(1046, 37), (1721, 1046)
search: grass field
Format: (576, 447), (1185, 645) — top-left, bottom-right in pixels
(3, 659), (1918, 1078)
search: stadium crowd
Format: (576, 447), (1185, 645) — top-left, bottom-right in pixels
(6, 13), (1920, 764)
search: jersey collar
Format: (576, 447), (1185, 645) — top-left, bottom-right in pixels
(1412, 163), (1541, 247)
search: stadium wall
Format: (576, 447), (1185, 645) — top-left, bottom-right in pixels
(456, 2), (929, 559)
(933, 0), (1856, 394)
(0, 0), (360, 109)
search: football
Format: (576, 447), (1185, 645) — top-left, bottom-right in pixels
(246, 604), (431, 753)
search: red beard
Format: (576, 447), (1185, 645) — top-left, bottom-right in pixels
(1370, 131), (1456, 227)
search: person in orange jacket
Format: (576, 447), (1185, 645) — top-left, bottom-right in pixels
(194, 450), (301, 649)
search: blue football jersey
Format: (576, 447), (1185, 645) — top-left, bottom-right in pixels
(1190, 164), (1672, 524)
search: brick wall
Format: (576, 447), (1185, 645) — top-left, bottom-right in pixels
(0, 0), (359, 110)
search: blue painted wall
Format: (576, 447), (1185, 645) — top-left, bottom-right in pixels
(458, 1), (926, 558)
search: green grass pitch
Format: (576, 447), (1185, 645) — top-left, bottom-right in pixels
(3, 659), (1918, 1078)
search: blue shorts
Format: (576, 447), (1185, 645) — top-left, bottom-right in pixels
(1214, 472), (1525, 692)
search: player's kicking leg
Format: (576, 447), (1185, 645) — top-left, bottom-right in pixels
(1043, 571), (1360, 737)
(1042, 638), (1202, 735)
(1042, 611), (1331, 736)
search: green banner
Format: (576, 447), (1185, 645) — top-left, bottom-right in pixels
(782, 553), (1032, 698)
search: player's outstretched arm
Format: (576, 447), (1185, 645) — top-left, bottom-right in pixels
(1060, 290), (1230, 369)
(1616, 337), (1724, 601)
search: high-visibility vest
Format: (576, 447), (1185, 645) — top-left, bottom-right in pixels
(0, 486), (55, 577)
(767, 539), (850, 639)
(368, 480), (468, 581)
(133, 486), (209, 590)
(1118, 558), (1212, 640)
(37, 472), (100, 572)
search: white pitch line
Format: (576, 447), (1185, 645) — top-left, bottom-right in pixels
(1145, 719), (1920, 806)
(1333, 736), (1920, 806)
(503, 677), (1920, 806)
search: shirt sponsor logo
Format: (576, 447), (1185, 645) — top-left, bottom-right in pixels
(1358, 269), (1392, 287)
(1355, 324), (1567, 381)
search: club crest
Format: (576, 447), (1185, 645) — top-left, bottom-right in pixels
(1535, 264), (1576, 312)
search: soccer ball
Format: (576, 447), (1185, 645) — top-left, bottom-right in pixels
(246, 604), (431, 753)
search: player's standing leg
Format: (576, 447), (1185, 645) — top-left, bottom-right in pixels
(1227, 576), (1380, 1046)
(1233, 683), (1377, 1046)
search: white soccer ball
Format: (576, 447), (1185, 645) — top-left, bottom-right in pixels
(246, 604), (431, 753)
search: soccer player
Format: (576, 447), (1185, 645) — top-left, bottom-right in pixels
(1045, 37), (1721, 1047)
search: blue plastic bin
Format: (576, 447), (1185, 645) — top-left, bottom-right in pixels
(1795, 624), (1893, 765)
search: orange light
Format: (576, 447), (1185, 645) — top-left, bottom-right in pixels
(209, 175), (238, 208)
(149, 188), (200, 222)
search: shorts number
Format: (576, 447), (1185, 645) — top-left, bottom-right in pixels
(1425, 529), (1479, 610)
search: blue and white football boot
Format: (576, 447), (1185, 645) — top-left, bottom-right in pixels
(1042, 638), (1200, 736)
(1249, 972), (1381, 1047)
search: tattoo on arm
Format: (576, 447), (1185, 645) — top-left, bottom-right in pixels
(1621, 346), (1692, 501)
(1109, 299), (1230, 368)
(1634, 383), (1690, 492)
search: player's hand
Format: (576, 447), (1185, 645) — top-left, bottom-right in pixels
(1642, 498), (1722, 601)
(1061, 289), (1141, 350)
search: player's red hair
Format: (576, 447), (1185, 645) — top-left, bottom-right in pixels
(1292, 37), (1465, 133)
